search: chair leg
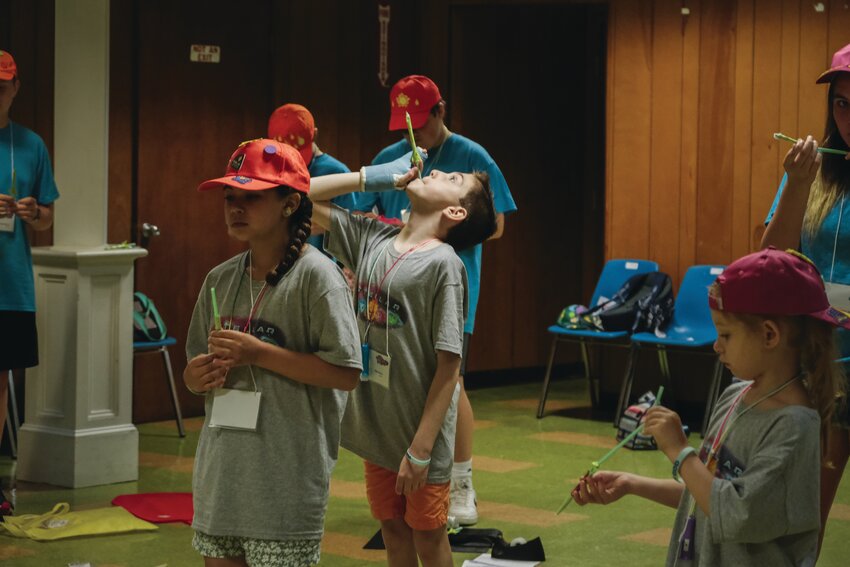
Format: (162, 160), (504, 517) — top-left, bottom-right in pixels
(702, 358), (724, 436)
(537, 337), (560, 419)
(160, 347), (186, 438)
(657, 347), (677, 408)
(580, 341), (598, 408)
(615, 343), (639, 427)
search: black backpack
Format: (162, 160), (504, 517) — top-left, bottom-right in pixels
(587, 271), (674, 334)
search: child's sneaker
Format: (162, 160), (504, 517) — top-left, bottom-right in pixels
(449, 477), (478, 525)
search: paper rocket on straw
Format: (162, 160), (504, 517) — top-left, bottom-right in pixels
(405, 112), (424, 176)
(557, 385), (665, 514)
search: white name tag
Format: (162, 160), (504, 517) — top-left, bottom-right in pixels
(0, 215), (14, 233)
(367, 348), (392, 388)
(209, 388), (261, 430)
(825, 282), (850, 312)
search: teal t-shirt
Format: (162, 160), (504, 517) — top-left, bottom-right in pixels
(0, 121), (60, 312)
(766, 173), (850, 356)
(355, 134), (516, 334)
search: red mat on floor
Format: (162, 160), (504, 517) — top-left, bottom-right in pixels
(112, 492), (193, 525)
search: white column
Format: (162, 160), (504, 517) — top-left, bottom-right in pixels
(17, 0), (148, 488)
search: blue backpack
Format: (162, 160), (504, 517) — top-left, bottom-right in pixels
(133, 292), (167, 342)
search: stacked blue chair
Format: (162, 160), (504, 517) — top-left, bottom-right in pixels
(133, 337), (185, 437)
(537, 259), (659, 418)
(616, 265), (725, 434)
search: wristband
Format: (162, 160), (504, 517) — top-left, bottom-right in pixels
(672, 446), (697, 480)
(405, 448), (431, 467)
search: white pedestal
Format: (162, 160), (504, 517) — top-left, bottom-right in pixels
(17, 246), (147, 487)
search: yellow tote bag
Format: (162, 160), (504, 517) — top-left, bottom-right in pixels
(0, 503), (158, 541)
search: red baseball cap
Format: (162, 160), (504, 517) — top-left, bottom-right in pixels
(0, 51), (17, 81)
(817, 43), (850, 84)
(197, 138), (310, 194)
(267, 103), (315, 167)
(388, 75), (442, 131)
(709, 247), (850, 329)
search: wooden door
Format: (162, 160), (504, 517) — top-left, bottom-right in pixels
(133, 0), (277, 422)
(449, 4), (607, 373)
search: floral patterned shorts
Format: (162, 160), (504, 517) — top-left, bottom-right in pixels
(192, 530), (321, 567)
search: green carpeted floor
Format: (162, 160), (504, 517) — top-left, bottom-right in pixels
(1, 378), (849, 566)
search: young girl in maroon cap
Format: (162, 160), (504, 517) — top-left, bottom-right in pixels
(573, 248), (846, 566)
(184, 139), (362, 566)
(762, 41), (850, 552)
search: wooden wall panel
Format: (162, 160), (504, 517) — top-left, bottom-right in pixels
(609, 0), (850, 285)
(695, 0), (736, 265)
(648, 0), (683, 277)
(606, 0), (652, 261)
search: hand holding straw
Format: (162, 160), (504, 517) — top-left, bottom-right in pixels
(773, 132), (848, 156)
(211, 287), (222, 331)
(405, 112), (424, 176)
(556, 385), (665, 514)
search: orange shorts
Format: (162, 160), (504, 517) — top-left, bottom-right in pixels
(363, 461), (450, 531)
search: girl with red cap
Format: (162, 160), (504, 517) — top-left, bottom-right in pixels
(573, 248), (846, 566)
(184, 139), (362, 566)
(762, 41), (850, 552)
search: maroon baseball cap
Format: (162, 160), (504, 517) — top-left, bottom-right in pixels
(388, 75), (442, 131)
(817, 43), (850, 84)
(197, 138), (310, 193)
(708, 247), (850, 329)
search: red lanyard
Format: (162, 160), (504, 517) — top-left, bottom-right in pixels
(367, 238), (436, 323)
(706, 384), (752, 462)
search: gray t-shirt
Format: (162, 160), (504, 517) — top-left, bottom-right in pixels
(666, 381), (820, 567)
(186, 246), (362, 541)
(325, 206), (467, 483)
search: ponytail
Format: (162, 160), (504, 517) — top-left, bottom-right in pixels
(266, 188), (313, 286)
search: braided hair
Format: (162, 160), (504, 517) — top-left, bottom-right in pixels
(265, 187), (313, 286)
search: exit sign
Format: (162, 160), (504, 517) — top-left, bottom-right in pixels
(190, 45), (220, 63)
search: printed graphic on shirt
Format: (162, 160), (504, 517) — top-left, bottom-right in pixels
(356, 281), (407, 328)
(222, 316), (284, 347)
(699, 440), (745, 480)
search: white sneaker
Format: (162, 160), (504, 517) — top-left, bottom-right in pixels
(449, 477), (478, 525)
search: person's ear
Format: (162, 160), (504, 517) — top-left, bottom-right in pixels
(312, 127), (318, 142)
(443, 205), (467, 223)
(436, 101), (446, 119)
(762, 319), (781, 349)
(282, 193), (302, 217)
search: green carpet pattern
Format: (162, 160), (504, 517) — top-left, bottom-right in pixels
(1, 378), (849, 565)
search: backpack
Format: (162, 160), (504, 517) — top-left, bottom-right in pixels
(562, 271), (674, 334)
(133, 292), (167, 342)
(616, 391), (659, 450)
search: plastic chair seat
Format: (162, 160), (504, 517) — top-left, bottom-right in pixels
(547, 325), (629, 341)
(630, 326), (716, 348)
(133, 337), (178, 350)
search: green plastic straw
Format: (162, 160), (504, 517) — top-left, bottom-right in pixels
(773, 132), (848, 156)
(211, 287), (222, 331)
(405, 112), (423, 176)
(556, 386), (665, 514)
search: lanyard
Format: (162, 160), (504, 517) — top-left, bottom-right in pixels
(829, 194), (845, 283)
(7, 123), (15, 197)
(422, 132), (451, 176)
(363, 237), (436, 352)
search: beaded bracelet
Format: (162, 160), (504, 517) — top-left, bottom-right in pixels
(405, 448), (431, 467)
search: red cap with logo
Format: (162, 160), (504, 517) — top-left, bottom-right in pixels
(708, 247), (850, 329)
(0, 51), (17, 81)
(817, 43), (850, 84)
(267, 103), (315, 167)
(388, 75), (442, 131)
(197, 138), (310, 194)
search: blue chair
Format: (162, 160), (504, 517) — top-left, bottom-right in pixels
(133, 337), (185, 437)
(616, 265), (725, 434)
(537, 259), (660, 418)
